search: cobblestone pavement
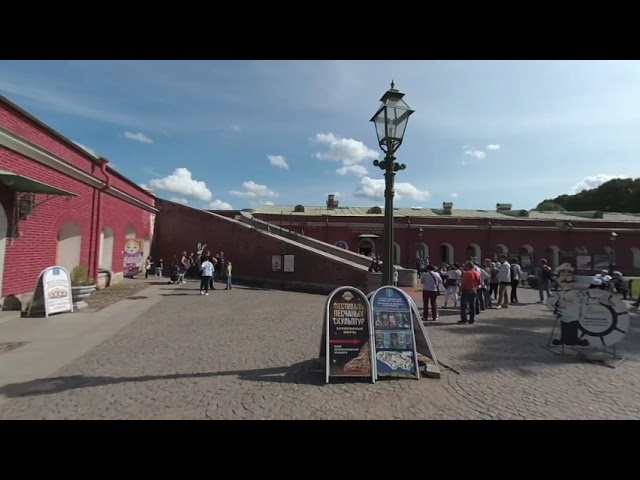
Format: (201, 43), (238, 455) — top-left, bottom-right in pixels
(0, 283), (639, 419)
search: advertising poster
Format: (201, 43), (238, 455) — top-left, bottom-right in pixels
(43, 267), (73, 316)
(123, 238), (144, 277)
(370, 287), (420, 379)
(326, 287), (375, 382)
(272, 255), (282, 272)
(27, 266), (74, 318)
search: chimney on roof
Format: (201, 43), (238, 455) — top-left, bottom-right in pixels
(326, 194), (339, 210)
(496, 203), (512, 212)
(442, 202), (453, 215)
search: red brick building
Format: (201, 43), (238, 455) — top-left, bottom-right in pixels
(246, 195), (640, 275)
(0, 95), (157, 309)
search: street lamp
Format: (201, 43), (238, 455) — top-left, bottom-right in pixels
(370, 81), (415, 285)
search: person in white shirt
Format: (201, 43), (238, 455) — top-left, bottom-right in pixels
(496, 255), (511, 309)
(422, 264), (443, 321)
(199, 257), (215, 295)
(474, 261), (490, 313)
(443, 263), (462, 307)
(510, 261), (522, 303)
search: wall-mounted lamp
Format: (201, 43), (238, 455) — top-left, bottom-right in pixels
(18, 193), (35, 219)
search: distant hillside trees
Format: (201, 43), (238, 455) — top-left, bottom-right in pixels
(535, 178), (640, 213)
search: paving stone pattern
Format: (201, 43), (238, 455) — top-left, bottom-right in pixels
(0, 283), (639, 419)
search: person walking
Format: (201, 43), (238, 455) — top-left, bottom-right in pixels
(459, 261), (482, 324)
(496, 255), (511, 309)
(510, 260), (522, 303)
(536, 258), (553, 303)
(199, 256), (214, 296)
(226, 262), (233, 290)
(422, 265), (443, 322)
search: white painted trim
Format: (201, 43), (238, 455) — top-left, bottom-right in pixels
(0, 126), (158, 214)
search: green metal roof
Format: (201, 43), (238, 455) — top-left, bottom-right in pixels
(251, 205), (640, 223)
(0, 170), (78, 196)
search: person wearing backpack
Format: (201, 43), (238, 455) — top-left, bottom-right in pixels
(536, 258), (553, 303)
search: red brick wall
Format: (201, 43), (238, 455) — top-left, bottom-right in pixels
(0, 99), (155, 207)
(152, 200), (368, 292)
(255, 213), (640, 272)
(0, 146), (154, 297)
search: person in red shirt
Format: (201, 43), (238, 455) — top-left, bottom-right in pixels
(459, 261), (482, 324)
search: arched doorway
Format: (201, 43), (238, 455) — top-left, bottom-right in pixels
(144, 235), (151, 260)
(415, 243), (428, 261)
(100, 226), (114, 269)
(393, 242), (401, 265)
(440, 243), (454, 264)
(466, 244), (481, 262)
(57, 222), (82, 273)
(495, 244), (508, 260)
(358, 238), (375, 257)
(126, 225), (136, 240)
(520, 244), (534, 270)
(547, 245), (560, 268)
(0, 203), (7, 297)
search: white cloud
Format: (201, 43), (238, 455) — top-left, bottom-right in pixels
(337, 165), (368, 177)
(209, 199), (233, 210)
(139, 183), (149, 190)
(124, 131), (154, 144)
(450, 193), (459, 198)
(219, 124), (242, 137)
(230, 180), (279, 199)
(354, 177), (430, 202)
(464, 149), (486, 160)
(170, 197), (189, 205)
(267, 154), (289, 170)
(570, 174), (628, 194)
(312, 132), (377, 177)
(148, 168), (212, 201)
(264, 201), (275, 206)
(486, 144), (501, 151)
(327, 191), (347, 199)
(72, 141), (99, 158)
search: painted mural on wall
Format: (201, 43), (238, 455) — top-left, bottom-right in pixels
(547, 263), (629, 349)
(123, 239), (144, 277)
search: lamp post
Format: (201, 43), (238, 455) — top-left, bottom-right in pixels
(370, 81), (415, 286)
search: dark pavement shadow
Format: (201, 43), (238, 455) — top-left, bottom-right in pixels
(0, 360), (326, 398)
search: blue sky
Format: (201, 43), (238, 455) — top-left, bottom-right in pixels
(1, 60), (639, 211)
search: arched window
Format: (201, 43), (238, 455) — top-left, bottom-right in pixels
(335, 241), (349, 250)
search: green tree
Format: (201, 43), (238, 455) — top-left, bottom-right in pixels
(536, 177), (640, 213)
(534, 200), (565, 211)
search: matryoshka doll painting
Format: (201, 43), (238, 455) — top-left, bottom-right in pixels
(123, 239), (144, 277)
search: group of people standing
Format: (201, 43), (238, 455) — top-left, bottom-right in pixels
(421, 256), (555, 324)
(172, 250), (233, 295)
